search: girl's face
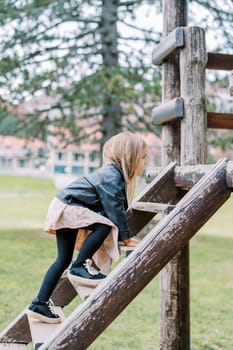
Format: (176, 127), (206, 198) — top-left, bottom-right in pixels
(136, 148), (148, 176)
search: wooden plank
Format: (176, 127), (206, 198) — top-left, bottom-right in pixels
(127, 162), (181, 236)
(206, 52), (233, 71)
(0, 311), (31, 344)
(131, 201), (175, 213)
(151, 97), (184, 125)
(67, 275), (98, 301)
(147, 162), (233, 189)
(156, 5), (185, 345)
(27, 307), (65, 349)
(0, 344), (26, 349)
(207, 112), (233, 129)
(50, 274), (77, 307)
(146, 164), (211, 187)
(39, 158), (231, 350)
(118, 245), (135, 258)
(230, 71), (233, 96)
(152, 27), (184, 65)
(173, 164), (210, 189)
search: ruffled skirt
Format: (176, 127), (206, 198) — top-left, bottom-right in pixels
(44, 197), (120, 274)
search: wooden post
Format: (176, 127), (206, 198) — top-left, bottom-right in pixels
(180, 27), (207, 165)
(161, 0), (187, 164)
(179, 25), (206, 350)
(160, 1), (188, 349)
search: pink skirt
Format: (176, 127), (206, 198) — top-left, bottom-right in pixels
(44, 197), (120, 274)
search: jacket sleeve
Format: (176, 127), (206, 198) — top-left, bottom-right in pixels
(97, 177), (129, 241)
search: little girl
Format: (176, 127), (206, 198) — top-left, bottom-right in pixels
(27, 131), (148, 323)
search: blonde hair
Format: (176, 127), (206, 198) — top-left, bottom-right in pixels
(103, 131), (147, 201)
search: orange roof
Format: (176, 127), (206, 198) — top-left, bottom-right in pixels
(0, 136), (45, 151)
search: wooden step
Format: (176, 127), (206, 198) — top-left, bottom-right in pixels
(67, 273), (103, 301)
(131, 201), (175, 213)
(50, 273), (77, 307)
(0, 344), (26, 349)
(0, 310), (31, 346)
(127, 162), (180, 236)
(27, 307), (65, 349)
(119, 244), (135, 257)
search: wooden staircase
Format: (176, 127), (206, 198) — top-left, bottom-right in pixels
(0, 160), (231, 349)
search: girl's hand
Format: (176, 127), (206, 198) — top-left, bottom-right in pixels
(123, 238), (140, 247)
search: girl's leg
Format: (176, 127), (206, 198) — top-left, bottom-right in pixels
(73, 223), (111, 266)
(37, 228), (78, 302)
(28, 228), (77, 323)
(70, 223), (111, 281)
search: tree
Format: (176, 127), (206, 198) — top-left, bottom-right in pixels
(0, 0), (161, 148)
(189, 0), (232, 52)
(0, 0), (232, 149)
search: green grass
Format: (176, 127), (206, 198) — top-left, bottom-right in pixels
(0, 176), (232, 349)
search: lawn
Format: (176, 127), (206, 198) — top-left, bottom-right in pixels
(0, 176), (232, 349)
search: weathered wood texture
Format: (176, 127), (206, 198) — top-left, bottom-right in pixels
(0, 345), (26, 349)
(50, 274), (77, 307)
(161, 0), (187, 165)
(28, 307), (65, 349)
(152, 27), (184, 65)
(67, 275), (97, 301)
(39, 159), (231, 350)
(0, 311), (31, 345)
(206, 53), (233, 71)
(230, 71), (233, 96)
(127, 162), (180, 236)
(146, 164), (210, 186)
(147, 162), (233, 190)
(174, 26), (206, 350)
(226, 161), (233, 188)
(166, 164), (206, 189)
(151, 97), (184, 125)
(180, 27), (207, 165)
(160, 1), (188, 349)
(160, 245), (190, 348)
(207, 112), (233, 129)
(131, 201), (175, 214)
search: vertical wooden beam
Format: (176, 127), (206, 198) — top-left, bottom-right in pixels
(179, 25), (207, 349)
(161, 0), (187, 164)
(160, 1), (188, 349)
(180, 27), (207, 165)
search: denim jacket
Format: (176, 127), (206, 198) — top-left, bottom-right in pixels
(57, 163), (129, 241)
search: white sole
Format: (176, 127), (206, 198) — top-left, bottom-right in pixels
(27, 309), (62, 324)
(67, 272), (104, 287)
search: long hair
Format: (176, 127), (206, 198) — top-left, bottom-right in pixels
(102, 131), (147, 201)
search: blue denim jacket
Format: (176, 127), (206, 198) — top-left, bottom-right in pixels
(57, 163), (129, 240)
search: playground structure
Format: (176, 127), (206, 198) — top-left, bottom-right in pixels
(1, 0), (233, 349)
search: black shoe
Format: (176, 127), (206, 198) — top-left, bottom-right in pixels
(69, 259), (106, 286)
(27, 297), (62, 324)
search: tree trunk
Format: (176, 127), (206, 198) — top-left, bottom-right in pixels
(100, 0), (122, 147)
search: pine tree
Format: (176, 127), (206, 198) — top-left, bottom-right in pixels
(0, 0), (232, 149)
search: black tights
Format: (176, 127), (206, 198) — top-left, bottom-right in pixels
(37, 223), (111, 302)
